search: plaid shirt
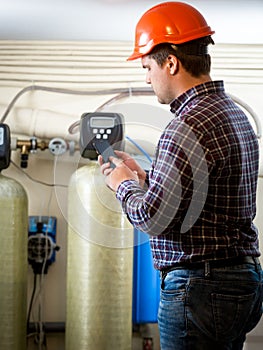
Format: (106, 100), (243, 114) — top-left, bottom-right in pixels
(116, 81), (260, 270)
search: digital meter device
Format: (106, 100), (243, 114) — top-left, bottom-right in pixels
(0, 123), (11, 170)
(79, 112), (124, 159)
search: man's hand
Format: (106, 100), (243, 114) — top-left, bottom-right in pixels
(98, 151), (146, 192)
(114, 151), (147, 187)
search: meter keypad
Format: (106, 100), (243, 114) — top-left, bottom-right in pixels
(93, 128), (112, 140)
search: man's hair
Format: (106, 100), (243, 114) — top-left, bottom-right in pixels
(148, 36), (214, 77)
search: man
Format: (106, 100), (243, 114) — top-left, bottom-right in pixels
(99, 2), (262, 349)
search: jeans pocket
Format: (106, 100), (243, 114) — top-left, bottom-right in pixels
(212, 291), (256, 341)
(160, 287), (186, 302)
(160, 271), (186, 302)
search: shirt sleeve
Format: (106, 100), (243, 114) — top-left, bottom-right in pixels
(116, 119), (209, 236)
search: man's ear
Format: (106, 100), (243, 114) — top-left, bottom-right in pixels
(167, 55), (178, 75)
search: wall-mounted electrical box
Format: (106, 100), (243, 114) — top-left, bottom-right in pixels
(28, 216), (60, 274)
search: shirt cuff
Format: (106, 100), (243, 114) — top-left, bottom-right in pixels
(116, 179), (140, 202)
(144, 170), (149, 190)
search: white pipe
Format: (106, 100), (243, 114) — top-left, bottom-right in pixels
(0, 105), (78, 141)
(1, 85), (261, 140)
(0, 87), (261, 175)
(229, 93), (262, 139)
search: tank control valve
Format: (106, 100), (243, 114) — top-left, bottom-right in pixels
(11, 136), (76, 168)
(12, 137), (48, 168)
(0, 123), (11, 171)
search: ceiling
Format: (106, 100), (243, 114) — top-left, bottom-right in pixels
(0, 0), (262, 43)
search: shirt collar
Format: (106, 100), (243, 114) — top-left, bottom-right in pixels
(170, 80), (225, 115)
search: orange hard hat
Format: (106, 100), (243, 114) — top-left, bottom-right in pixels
(127, 1), (215, 61)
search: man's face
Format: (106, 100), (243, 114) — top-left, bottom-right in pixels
(141, 55), (175, 105)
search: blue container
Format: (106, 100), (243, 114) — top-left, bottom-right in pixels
(28, 216), (58, 268)
(132, 229), (160, 324)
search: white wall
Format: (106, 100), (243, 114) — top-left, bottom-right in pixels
(0, 0), (262, 347)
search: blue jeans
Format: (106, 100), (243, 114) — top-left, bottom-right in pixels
(158, 258), (263, 350)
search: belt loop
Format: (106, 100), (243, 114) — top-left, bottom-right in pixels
(205, 261), (210, 278)
(252, 257), (259, 273)
(161, 271), (167, 289)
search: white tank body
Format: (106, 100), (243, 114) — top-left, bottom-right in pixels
(66, 162), (133, 350)
(0, 173), (28, 350)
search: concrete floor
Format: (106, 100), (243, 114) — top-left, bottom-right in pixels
(27, 323), (161, 350)
(27, 326), (263, 350)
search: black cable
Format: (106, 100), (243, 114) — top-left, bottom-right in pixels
(26, 274), (48, 349)
(27, 273), (37, 335)
(10, 160), (68, 188)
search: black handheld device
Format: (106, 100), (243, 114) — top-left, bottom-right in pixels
(93, 139), (118, 169)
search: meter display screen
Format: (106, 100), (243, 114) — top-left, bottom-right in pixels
(90, 117), (115, 128)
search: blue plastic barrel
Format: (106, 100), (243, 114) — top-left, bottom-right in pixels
(132, 229), (160, 324)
